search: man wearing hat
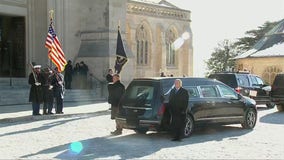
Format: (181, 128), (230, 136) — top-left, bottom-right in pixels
(28, 64), (44, 116)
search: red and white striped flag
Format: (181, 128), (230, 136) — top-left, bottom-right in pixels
(45, 23), (67, 72)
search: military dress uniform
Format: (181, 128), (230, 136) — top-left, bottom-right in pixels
(28, 65), (44, 116)
(52, 71), (65, 114)
(42, 68), (54, 114)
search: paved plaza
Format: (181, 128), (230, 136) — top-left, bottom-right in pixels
(0, 102), (284, 159)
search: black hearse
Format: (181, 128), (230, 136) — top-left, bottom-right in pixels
(116, 77), (257, 137)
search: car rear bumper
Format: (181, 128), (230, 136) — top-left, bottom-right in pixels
(116, 117), (161, 130)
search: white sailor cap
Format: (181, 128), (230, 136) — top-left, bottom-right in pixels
(33, 65), (41, 69)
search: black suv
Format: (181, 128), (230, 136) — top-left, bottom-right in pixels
(116, 77), (257, 138)
(208, 72), (275, 108)
(271, 73), (284, 111)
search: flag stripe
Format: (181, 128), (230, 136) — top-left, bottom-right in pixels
(45, 24), (67, 72)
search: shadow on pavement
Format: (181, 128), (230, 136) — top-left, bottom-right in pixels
(259, 111), (284, 125)
(0, 113), (109, 137)
(0, 101), (106, 114)
(0, 110), (109, 124)
(20, 125), (251, 159)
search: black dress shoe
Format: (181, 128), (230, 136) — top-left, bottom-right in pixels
(111, 130), (122, 135)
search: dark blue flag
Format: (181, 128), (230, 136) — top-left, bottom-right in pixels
(114, 29), (128, 74)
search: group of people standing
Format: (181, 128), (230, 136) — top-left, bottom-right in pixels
(28, 64), (65, 115)
(64, 60), (89, 89)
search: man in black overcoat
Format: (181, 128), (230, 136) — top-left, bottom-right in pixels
(64, 60), (73, 89)
(42, 68), (54, 114)
(51, 67), (65, 114)
(169, 79), (189, 141)
(28, 64), (44, 116)
(108, 74), (125, 135)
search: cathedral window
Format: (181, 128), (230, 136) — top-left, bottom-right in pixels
(166, 28), (177, 66)
(136, 24), (150, 65)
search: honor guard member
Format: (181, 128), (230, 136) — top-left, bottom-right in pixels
(28, 64), (44, 116)
(42, 68), (54, 114)
(52, 67), (65, 114)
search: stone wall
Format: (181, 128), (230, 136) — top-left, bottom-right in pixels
(235, 57), (284, 84)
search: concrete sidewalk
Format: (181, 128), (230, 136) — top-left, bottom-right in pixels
(0, 101), (110, 123)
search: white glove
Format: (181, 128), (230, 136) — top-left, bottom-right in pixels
(58, 81), (63, 85)
(49, 85), (53, 90)
(35, 82), (41, 86)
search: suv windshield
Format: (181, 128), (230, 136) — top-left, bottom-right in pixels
(236, 74), (250, 87)
(208, 74), (237, 88)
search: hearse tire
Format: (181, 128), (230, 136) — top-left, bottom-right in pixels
(241, 108), (257, 129)
(183, 114), (194, 138)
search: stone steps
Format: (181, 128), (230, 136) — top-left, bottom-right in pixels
(0, 78), (108, 106)
(0, 88), (107, 106)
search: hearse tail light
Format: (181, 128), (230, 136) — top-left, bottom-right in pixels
(158, 104), (166, 116)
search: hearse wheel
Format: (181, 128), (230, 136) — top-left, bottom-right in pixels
(183, 114), (194, 137)
(241, 108), (257, 129)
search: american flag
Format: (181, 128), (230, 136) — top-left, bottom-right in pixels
(45, 24), (67, 72)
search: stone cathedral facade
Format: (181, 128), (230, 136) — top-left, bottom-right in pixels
(0, 0), (193, 86)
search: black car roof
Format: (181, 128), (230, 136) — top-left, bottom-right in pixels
(132, 77), (223, 86)
(209, 72), (261, 77)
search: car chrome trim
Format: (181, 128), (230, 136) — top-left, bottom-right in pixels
(140, 120), (160, 124)
(116, 117), (126, 121)
(197, 116), (243, 121)
(116, 118), (159, 124)
(123, 106), (152, 110)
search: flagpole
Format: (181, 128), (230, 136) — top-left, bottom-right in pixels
(114, 20), (128, 74)
(118, 20), (120, 30)
(48, 10), (54, 67)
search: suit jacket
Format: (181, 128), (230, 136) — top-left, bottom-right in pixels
(169, 87), (189, 115)
(108, 80), (125, 107)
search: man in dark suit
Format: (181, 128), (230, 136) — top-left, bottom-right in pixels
(169, 79), (189, 141)
(108, 74), (125, 135)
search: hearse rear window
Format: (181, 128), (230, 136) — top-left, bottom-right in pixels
(125, 85), (154, 107)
